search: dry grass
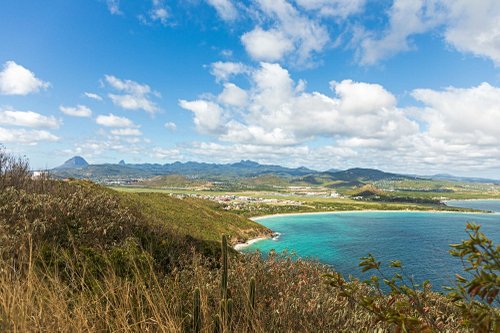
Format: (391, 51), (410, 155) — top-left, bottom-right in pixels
(0, 248), (469, 333)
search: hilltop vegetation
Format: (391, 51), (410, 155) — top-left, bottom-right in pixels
(1, 150), (498, 332)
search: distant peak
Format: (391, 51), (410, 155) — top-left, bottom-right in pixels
(57, 156), (88, 169)
(118, 160), (126, 165)
(234, 160), (260, 167)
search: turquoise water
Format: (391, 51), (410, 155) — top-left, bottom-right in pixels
(244, 205), (500, 290)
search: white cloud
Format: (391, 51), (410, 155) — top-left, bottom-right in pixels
(411, 82), (500, 142)
(0, 127), (59, 145)
(0, 61), (49, 95)
(0, 109), (60, 128)
(60, 105), (92, 118)
(84, 92), (103, 101)
(356, 0), (500, 66)
(179, 99), (225, 135)
(443, 0), (500, 66)
(210, 61), (249, 82)
(181, 62), (418, 146)
(206, 0), (238, 21)
(241, 27), (294, 62)
(96, 113), (137, 128)
(356, 0), (443, 65)
(104, 75), (160, 114)
(110, 128), (142, 136)
(295, 0), (366, 18)
(164, 122), (177, 131)
(218, 83), (248, 107)
(241, 0), (330, 66)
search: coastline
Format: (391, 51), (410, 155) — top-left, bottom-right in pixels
(233, 237), (269, 251)
(250, 208), (495, 222)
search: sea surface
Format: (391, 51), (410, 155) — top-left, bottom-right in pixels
(243, 200), (500, 291)
(446, 199), (500, 213)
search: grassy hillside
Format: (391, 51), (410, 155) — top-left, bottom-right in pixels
(120, 191), (271, 243)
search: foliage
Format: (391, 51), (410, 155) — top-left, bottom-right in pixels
(324, 223), (500, 332)
(448, 223), (500, 330)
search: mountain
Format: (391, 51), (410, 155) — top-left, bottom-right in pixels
(327, 168), (415, 182)
(51, 159), (316, 180)
(118, 160), (126, 166)
(431, 173), (500, 184)
(56, 156), (89, 169)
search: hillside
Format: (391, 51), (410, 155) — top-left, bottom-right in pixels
(121, 192), (271, 243)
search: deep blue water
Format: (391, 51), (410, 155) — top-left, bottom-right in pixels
(244, 202), (500, 291)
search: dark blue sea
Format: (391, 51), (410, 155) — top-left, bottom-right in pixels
(244, 200), (500, 291)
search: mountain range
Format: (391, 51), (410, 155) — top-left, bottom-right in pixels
(51, 156), (499, 184)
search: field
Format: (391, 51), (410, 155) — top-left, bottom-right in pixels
(110, 185), (483, 218)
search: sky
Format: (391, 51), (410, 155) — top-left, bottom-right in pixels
(0, 0), (500, 177)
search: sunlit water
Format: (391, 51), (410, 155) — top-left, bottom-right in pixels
(243, 201), (500, 291)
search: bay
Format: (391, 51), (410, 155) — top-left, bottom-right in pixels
(244, 209), (500, 291)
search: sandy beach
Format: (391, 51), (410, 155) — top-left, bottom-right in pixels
(250, 208), (494, 222)
(233, 237), (269, 251)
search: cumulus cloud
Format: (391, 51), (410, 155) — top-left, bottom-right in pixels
(96, 113), (137, 128)
(241, 27), (294, 62)
(178, 100), (225, 135)
(356, 0), (443, 65)
(104, 75), (160, 114)
(0, 109), (60, 128)
(411, 82), (500, 143)
(181, 62), (500, 175)
(210, 61), (249, 82)
(206, 0), (238, 21)
(356, 0), (500, 66)
(443, 0), (500, 66)
(0, 127), (59, 145)
(181, 62), (418, 146)
(218, 83), (248, 107)
(241, 0), (330, 66)
(0, 61), (50, 95)
(60, 105), (92, 117)
(84, 92), (103, 101)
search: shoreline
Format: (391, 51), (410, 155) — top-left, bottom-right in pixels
(233, 237), (269, 251)
(250, 208), (496, 222)
(445, 198), (500, 202)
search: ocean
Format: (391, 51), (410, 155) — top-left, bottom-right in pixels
(243, 200), (500, 291)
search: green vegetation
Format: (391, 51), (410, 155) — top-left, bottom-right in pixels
(1, 150), (498, 332)
(119, 191), (270, 243)
(325, 223), (500, 331)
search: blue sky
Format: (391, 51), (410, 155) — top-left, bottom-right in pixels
(1, 0), (499, 177)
